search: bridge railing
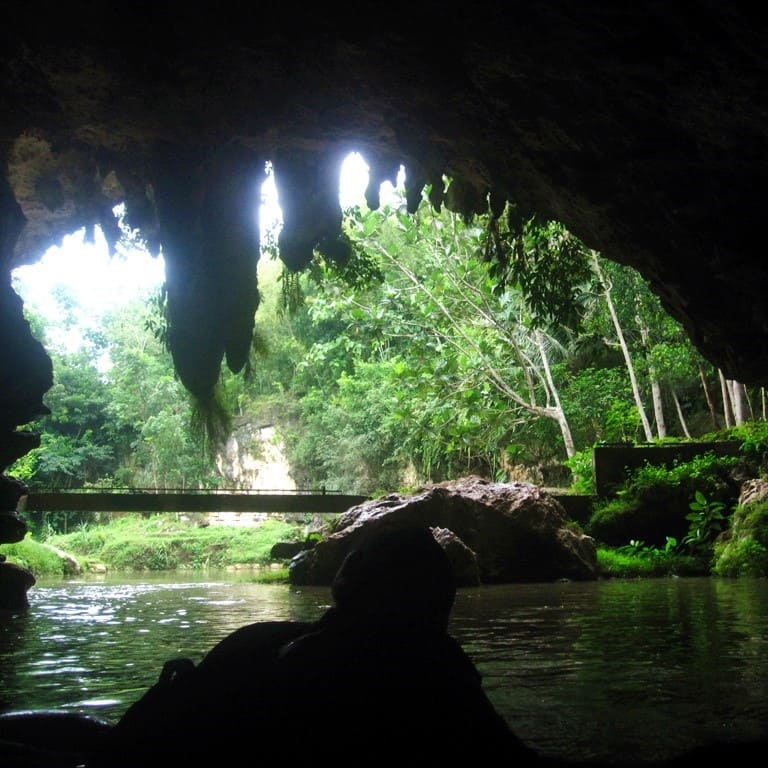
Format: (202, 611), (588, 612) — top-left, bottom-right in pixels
(18, 488), (370, 514)
(21, 486), (343, 495)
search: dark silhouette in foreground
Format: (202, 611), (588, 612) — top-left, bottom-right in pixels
(88, 523), (536, 765)
(3, 524), (764, 766)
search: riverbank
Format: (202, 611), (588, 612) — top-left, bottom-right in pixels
(0, 513), (711, 581)
(0, 516), (309, 582)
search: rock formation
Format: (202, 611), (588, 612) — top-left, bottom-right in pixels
(215, 422), (296, 491)
(289, 476), (599, 585)
(0, 473), (35, 611)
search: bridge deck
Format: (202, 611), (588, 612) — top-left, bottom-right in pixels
(20, 491), (370, 514)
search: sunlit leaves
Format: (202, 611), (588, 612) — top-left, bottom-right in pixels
(485, 213), (593, 329)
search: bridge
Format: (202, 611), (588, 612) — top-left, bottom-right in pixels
(19, 489), (370, 515)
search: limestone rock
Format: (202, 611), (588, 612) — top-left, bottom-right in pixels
(738, 478), (768, 507)
(290, 476), (598, 586)
(432, 525), (481, 587)
(3, 2), (768, 419)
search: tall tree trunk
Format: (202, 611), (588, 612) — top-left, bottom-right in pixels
(637, 320), (666, 438)
(699, 365), (719, 428)
(728, 379), (748, 425)
(745, 386), (755, 421)
(718, 369), (735, 428)
(650, 377), (666, 438)
(535, 329), (576, 458)
(591, 252), (654, 441)
(671, 388), (692, 438)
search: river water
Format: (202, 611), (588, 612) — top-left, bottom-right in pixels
(1, 574), (767, 763)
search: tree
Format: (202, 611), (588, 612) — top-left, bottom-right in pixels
(283, 186), (598, 492)
(588, 252), (654, 442)
(102, 298), (223, 488)
(9, 317), (118, 488)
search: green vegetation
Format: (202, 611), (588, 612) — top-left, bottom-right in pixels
(713, 500), (768, 577)
(596, 538), (706, 578)
(7, 170), (768, 581)
(587, 451), (740, 548)
(585, 424), (768, 578)
(0, 536), (80, 577)
(0, 516), (309, 580)
(6, 428), (768, 579)
(12, 176), (764, 502)
(682, 490), (728, 553)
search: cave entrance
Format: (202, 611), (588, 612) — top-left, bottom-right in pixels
(10, 152), (394, 357)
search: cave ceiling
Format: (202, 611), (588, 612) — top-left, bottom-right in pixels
(2, 1), (768, 407)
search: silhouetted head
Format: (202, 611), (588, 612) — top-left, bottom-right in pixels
(330, 525), (456, 630)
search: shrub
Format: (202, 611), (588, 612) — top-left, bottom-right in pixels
(728, 421), (768, 465)
(48, 526), (108, 558)
(713, 538), (768, 577)
(587, 452), (739, 548)
(681, 491), (727, 553)
(564, 448), (595, 495)
(596, 541), (707, 578)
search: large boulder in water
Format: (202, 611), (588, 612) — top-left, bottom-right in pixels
(289, 476), (598, 586)
(0, 558), (35, 611)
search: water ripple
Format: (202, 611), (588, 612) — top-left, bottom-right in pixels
(2, 575), (766, 762)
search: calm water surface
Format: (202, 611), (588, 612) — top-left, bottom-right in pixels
(1, 574), (767, 763)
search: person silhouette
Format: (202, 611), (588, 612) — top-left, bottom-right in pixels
(262, 523), (539, 762)
(89, 523), (539, 765)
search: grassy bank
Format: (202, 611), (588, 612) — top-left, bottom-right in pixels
(0, 515), (310, 581)
(0, 512), (712, 582)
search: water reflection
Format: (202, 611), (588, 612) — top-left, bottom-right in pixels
(1, 575), (767, 762)
(450, 579), (768, 761)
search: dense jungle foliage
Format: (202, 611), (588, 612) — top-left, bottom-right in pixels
(10, 172), (763, 495)
(5, 165), (768, 577)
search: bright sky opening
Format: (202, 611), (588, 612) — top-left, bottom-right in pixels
(12, 224), (166, 354)
(11, 151), (403, 353)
